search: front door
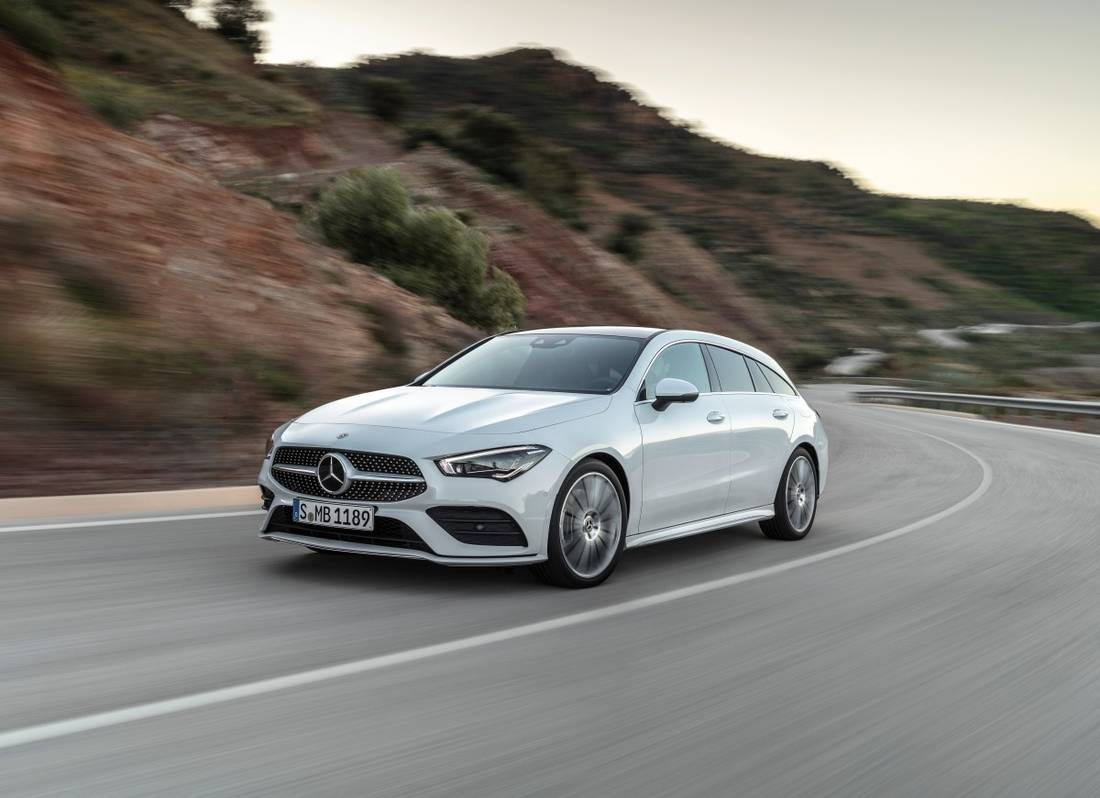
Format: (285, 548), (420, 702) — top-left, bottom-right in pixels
(635, 343), (732, 533)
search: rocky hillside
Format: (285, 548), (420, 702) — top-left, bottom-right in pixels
(353, 51), (1098, 325)
(0, 34), (473, 495)
(2, 2), (1098, 495)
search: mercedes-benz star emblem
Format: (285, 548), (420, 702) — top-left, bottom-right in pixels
(317, 452), (353, 495)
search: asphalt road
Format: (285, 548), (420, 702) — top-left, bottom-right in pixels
(2, 386), (1100, 796)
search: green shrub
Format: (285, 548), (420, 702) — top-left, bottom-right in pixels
(449, 107), (525, 184)
(315, 168), (410, 264)
(315, 168), (524, 331)
(79, 84), (142, 129)
(55, 258), (132, 317)
(362, 77), (409, 123)
(358, 302), (409, 356)
(35, 0), (74, 18)
(520, 143), (584, 224)
(0, 0), (63, 61)
(250, 357), (304, 401)
(106, 49), (131, 66)
(438, 107), (585, 223)
(783, 341), (837, 375)
(607, 212), (652, 262)
(477, 268), (525, 331)
(402, 124), (448, 151)
(66, 68), (146, 130)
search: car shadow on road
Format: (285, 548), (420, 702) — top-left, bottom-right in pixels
(262, 522), (773, 595)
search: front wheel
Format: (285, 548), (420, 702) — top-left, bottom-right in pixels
(760, 448), (818, 541)
(533, 458), (626, 588)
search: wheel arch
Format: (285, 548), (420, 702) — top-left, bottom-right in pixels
(794, 441), (821, 495)
(583, 451), (631, 520)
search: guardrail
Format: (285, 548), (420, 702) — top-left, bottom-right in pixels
(853, 388), (1100, 418)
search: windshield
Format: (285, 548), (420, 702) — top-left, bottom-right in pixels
(424, 333), (645, 394)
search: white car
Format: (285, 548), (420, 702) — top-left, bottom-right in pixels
(258, 327), (828, 588)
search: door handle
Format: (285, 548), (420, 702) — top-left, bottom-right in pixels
(772, 408), (789, 419)
(706, 411), (726, 424)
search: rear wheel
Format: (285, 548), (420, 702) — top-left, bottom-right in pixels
(760, 448), (818, 541)
(533, 458), (626, 588)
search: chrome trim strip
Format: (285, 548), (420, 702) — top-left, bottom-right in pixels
(272, 464), (316, 475)
(272, 464), (424, 483)
(351, 472), (425, 484)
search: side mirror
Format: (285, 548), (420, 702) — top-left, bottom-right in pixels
(652, 377), (700, 411)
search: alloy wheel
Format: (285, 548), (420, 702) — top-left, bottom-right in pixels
(559, 472), (623, 578)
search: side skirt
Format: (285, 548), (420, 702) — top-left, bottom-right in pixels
(625, 507), (775, 550)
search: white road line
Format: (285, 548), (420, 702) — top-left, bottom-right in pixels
(0, 422), (993, 752)
(0, 510), (263, 535)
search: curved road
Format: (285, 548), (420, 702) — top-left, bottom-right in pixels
(2, 386), (1099, 796)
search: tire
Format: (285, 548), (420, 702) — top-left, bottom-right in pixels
(760, 447), (818, 541)
(533, 458), (627, 588)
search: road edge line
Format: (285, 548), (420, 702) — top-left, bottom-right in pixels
(0, 510), (264, 535)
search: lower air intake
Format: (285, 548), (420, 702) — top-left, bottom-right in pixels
(427, 506), (528, 547)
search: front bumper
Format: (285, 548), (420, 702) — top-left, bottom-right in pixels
(257, 448), (570, 566)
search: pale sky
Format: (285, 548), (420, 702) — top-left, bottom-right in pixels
(249, 0), (1099, 224)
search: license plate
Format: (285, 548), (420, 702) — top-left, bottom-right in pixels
(293, 499), (375, 531)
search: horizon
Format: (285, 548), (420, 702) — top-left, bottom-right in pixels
(216, 0), (1100, 226)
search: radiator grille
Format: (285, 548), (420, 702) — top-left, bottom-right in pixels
(271, 446), (426, 502)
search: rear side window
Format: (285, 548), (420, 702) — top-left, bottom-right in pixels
(707, 346), (755, 392)
(761, 364), (797, 396)
(745, 359), (774, 393)
(642, 343), (711, 400)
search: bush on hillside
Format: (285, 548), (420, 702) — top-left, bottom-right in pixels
(426, 106), (585, 225)
(402, 124), (449, 151)
(0, 0), (63, 61)
(315, 168), (409, 264)
(362, 77), (409, 123)
(315, 168), (524, 331)
(67, 69), (144, 130)
(448, 107), (525, 184)
(607, 212), (652, 262)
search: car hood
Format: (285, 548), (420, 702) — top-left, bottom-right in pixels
(294, 386), (610, 435)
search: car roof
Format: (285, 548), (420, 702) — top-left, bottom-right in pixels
(509, 326), (664, 339)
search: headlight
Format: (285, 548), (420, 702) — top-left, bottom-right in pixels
(434, 445), (550, 481)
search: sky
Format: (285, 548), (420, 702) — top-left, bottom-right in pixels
(250, 0), (1099, 224)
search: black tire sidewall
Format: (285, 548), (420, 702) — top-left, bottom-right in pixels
(772, 448), (818, 540)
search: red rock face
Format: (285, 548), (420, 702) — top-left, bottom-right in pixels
(0, 37), (473, 496)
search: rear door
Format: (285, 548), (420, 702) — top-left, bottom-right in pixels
(635, 343), (732, 533)
(707, 346), (794, 511)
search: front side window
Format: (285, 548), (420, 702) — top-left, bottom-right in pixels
(642, 343), (711, 400)
(425, 333), (643, 394)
